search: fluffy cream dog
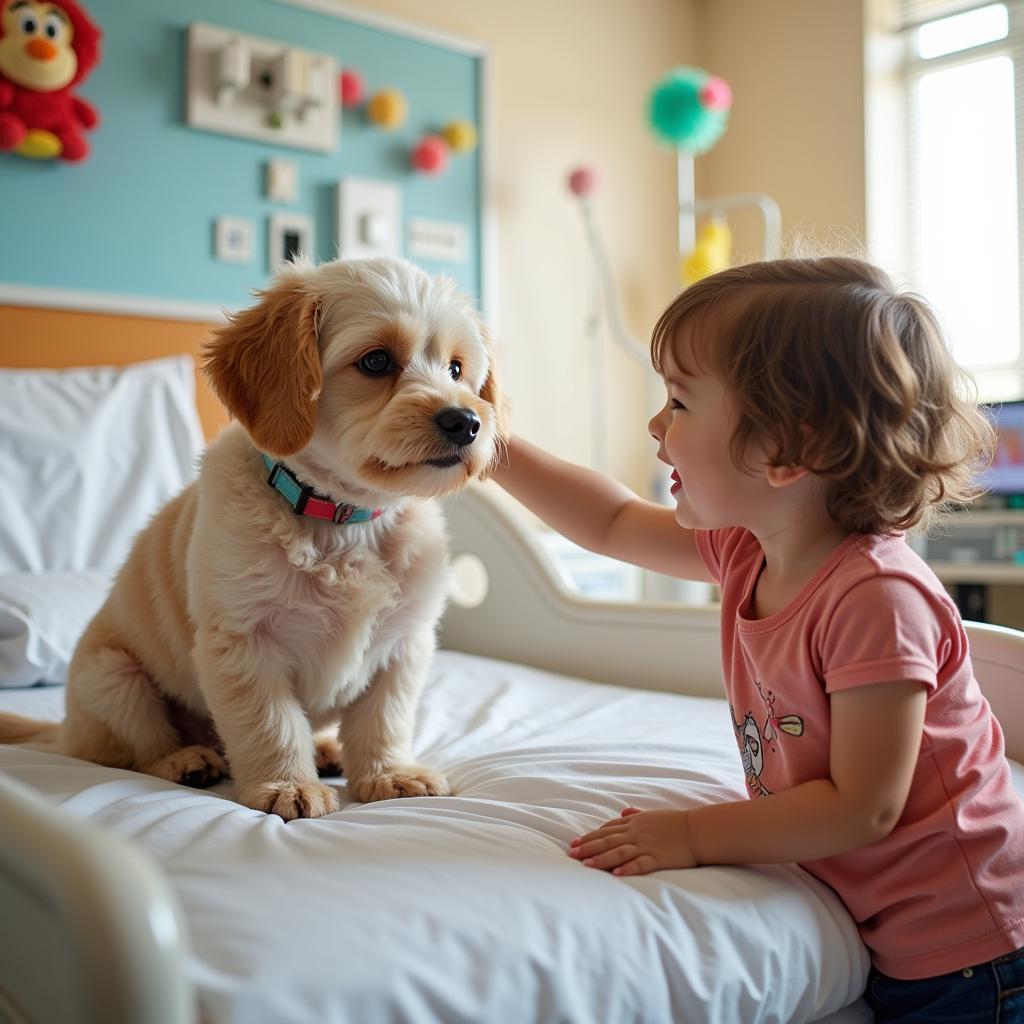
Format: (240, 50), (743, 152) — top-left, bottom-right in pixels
(0, 257), (504, 820)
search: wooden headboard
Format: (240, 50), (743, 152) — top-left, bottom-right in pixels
(0, 305), (228, 441)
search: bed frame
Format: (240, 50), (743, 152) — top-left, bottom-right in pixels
(1, 482), (1023, 1024)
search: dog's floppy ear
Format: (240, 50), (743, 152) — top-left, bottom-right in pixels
(480, 363), (509, 439)
(474, 317), (510, 478)
(203, 276), (321, 457)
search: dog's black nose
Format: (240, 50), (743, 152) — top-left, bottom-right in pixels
(434, 407), (480, 448)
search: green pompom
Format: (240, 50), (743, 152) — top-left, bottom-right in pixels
(647, 67), (728, 154)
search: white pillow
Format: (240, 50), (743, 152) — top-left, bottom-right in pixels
(0, 569), (115, 686)
(0, 356), (205, 573)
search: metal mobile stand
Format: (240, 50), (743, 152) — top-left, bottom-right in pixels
(569, 166), (780, 603)
(568, 66), (784, 603)
(570, 154), (781, 495)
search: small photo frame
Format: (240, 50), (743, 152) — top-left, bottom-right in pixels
(213, 217), (253, 264)
(268, 212), (313, 273)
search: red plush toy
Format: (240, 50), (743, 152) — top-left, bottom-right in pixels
(0, 0), (101, 161)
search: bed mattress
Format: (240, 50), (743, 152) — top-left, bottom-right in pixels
(1, 651), (881, 1023)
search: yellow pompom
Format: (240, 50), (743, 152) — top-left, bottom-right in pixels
(367, 89), (408, 130)
(681, 218), (732, 285)
(442, 119), (477, 153)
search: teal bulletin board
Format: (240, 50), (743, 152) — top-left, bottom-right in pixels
(0, 0), (483, 313)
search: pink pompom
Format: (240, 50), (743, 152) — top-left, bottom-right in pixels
(412, 136), (449, 175)
(568, 165), (598, 197)
(699, 76), (732, 112)
(339, 69), (365, 108)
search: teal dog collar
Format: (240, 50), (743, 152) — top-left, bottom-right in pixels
(261, 453), (383, 524)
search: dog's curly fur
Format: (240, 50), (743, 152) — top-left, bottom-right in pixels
(0, 257), (505, 820)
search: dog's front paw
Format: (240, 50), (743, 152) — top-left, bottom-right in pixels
(239, 780), (339, 820)
(352, 765), (451, 802)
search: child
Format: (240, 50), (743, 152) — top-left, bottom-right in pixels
(491, 257), (1024, 1022)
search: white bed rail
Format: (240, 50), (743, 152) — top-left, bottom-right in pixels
(965, 620), (1024, 763)
(440, 484), (724, 698)
(0, 772), (194, 1024)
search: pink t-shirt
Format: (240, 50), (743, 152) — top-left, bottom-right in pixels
(695, 526), (1024, 980)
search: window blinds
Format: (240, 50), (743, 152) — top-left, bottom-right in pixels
(899, 0), (1008, 29)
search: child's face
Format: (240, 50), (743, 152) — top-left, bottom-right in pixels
(648, 327), (767, 531)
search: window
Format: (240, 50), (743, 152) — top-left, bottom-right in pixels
(870, 1), (1024, 400)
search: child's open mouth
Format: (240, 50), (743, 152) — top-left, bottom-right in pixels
(670, 469), (681, 494)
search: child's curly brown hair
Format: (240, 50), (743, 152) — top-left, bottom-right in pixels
(651, 256), (995, 535)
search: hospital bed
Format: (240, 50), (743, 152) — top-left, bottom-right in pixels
(1, 353), (1021, 1024)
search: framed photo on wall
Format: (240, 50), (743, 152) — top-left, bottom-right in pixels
(268, 212), (313, 273)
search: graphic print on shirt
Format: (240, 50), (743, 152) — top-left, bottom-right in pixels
(730, 678), (804, 799)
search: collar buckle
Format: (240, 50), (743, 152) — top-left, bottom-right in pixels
(293, 484), (313, 516)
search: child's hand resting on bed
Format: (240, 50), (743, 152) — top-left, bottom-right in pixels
(569, 807), (698, 876)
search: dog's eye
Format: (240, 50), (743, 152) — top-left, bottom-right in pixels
(449, 360), (462, 381)
(357, 349), (394, 375)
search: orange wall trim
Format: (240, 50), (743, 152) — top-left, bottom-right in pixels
(0, 305), (228, 440)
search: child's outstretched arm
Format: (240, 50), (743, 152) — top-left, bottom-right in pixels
(570, 678), (927, 875)
(492, 435), (713, 582)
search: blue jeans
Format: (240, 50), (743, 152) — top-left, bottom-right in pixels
(865, 946), (1024, 1022)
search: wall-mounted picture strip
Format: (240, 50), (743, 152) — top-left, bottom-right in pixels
(186, 21), (338, 153)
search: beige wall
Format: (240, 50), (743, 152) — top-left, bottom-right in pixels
(696, 0), (868, 260)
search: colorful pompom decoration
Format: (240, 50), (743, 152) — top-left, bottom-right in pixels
(647, 67), (732, 154)
(699, 76), (732, 112)
(567, 165), (598, 197)
(339, 69), (365, 108)
(412, 135), (449, 174)
(441, 119), (477, 154)
(681, 218), (733, 285)
(366, 88), (408, 130)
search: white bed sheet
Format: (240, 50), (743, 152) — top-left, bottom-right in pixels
(0, 651), (874, 1024)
